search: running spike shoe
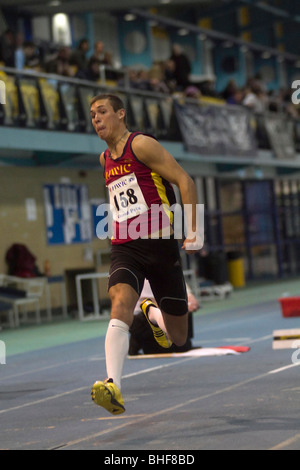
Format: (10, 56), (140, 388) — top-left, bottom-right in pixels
(91, 378), (125, 415)
(140, 298), (173, 349)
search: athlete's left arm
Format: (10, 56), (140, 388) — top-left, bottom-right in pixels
(132, 135), (201, 253)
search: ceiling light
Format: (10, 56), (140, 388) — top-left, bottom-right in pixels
(124, 13), (137, 21)
(223, 41), (233, 48)
(240, 45), (249, 53)
(261, 51), (271, 59)
(178, 28), (189, 36)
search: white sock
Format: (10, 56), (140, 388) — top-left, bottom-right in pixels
(148, 306), (167, 334)
(105, 319), (129, 391)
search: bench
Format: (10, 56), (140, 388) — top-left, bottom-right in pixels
(0, 275), (45, 327)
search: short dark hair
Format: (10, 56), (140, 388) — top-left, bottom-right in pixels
(90, 93), (125, 113)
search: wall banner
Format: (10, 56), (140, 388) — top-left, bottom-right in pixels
(174, 101), (258, 157)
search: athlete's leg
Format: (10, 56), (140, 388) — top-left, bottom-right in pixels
(147, 303), (167, 333)
(161, 311), (189, 347)
(91, 283), (139, 415)
(146, 304), (188, 346)
(106, 283), (139, 389)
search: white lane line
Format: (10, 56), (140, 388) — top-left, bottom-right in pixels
(52, 361), (300, 450)
(0, 357), (195, 415)
(270, 433), (300, 451)
(1, 346), (298, 417)
(268, 362), (300, 375)
(1, 356), (105, 381)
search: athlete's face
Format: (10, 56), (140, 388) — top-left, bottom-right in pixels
(90, 99), (125, 141)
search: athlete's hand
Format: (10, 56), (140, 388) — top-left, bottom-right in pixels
(182, 236), (203, 254)
(188, 293), (200, 312)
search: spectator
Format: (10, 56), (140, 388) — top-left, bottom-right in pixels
(184, 86), (202, 99)
(149, 76), (170, 94)
(198, 78), (218, 98)
(242, 80), (266, 114)
(23, 41), (42, 70)
(148, 63), (170, 94)
(123, 68), (150, 90)
(134, 69), (152, 91)
(227, 88), (244, 105)
(91, 40), (112, 66)
(170, 43), (191, 91)
(123, 68), (138, 88)
(45, 46), (73, 77)
(162, 59), (177, 93)
(280, 89), (299, 119)
(222, 79), (238, 101)
(76, 57), (101, 82)
(70, 38), (90, 74)
(0, 29), (15, 67)
(14, 32), (25, 70)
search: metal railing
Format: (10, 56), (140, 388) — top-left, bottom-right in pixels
(0, 65), (299, 157)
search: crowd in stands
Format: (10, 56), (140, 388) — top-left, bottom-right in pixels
(0, 28), (299, 119)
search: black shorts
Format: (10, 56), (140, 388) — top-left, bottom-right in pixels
(108, 238), (188, 317)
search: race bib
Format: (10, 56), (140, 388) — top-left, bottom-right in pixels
(108, 173), (148, 223)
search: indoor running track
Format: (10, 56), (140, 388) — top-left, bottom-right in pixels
(1, 297), (300, 451)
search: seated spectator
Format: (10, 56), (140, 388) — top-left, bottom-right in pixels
(76, 57), (101, 82)
(227, 88), (244, 105)
(242, 80), (266, 114)
(23, 41), (42, 70)
(45, 46), (73, 77)
(124, 68), (150, 90)
(280, 89), (299, 119)
(149, 76), (170, 94)
(148, 62), (171, 94)
(198, 78), (219, 98)
(162, 59), (178, 93)
(14, 32), (25, 70)
(222, 79), (238, 101)
(121, 67), (138, 88)
(70, 38), (90, 74)
(184, 86), (202, 99)
(90, 40), (112, 66)
(134, 69), (152, 91)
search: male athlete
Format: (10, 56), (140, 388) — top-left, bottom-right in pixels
(90, 93), (201, 415)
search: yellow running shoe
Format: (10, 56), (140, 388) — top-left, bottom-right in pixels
(91, 378), (125, 415)
(140, 298), (173, 349)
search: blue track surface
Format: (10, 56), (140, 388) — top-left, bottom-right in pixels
(1, 296), (300, 450)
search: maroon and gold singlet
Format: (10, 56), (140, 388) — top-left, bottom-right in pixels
(104, 132), (176, 245)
